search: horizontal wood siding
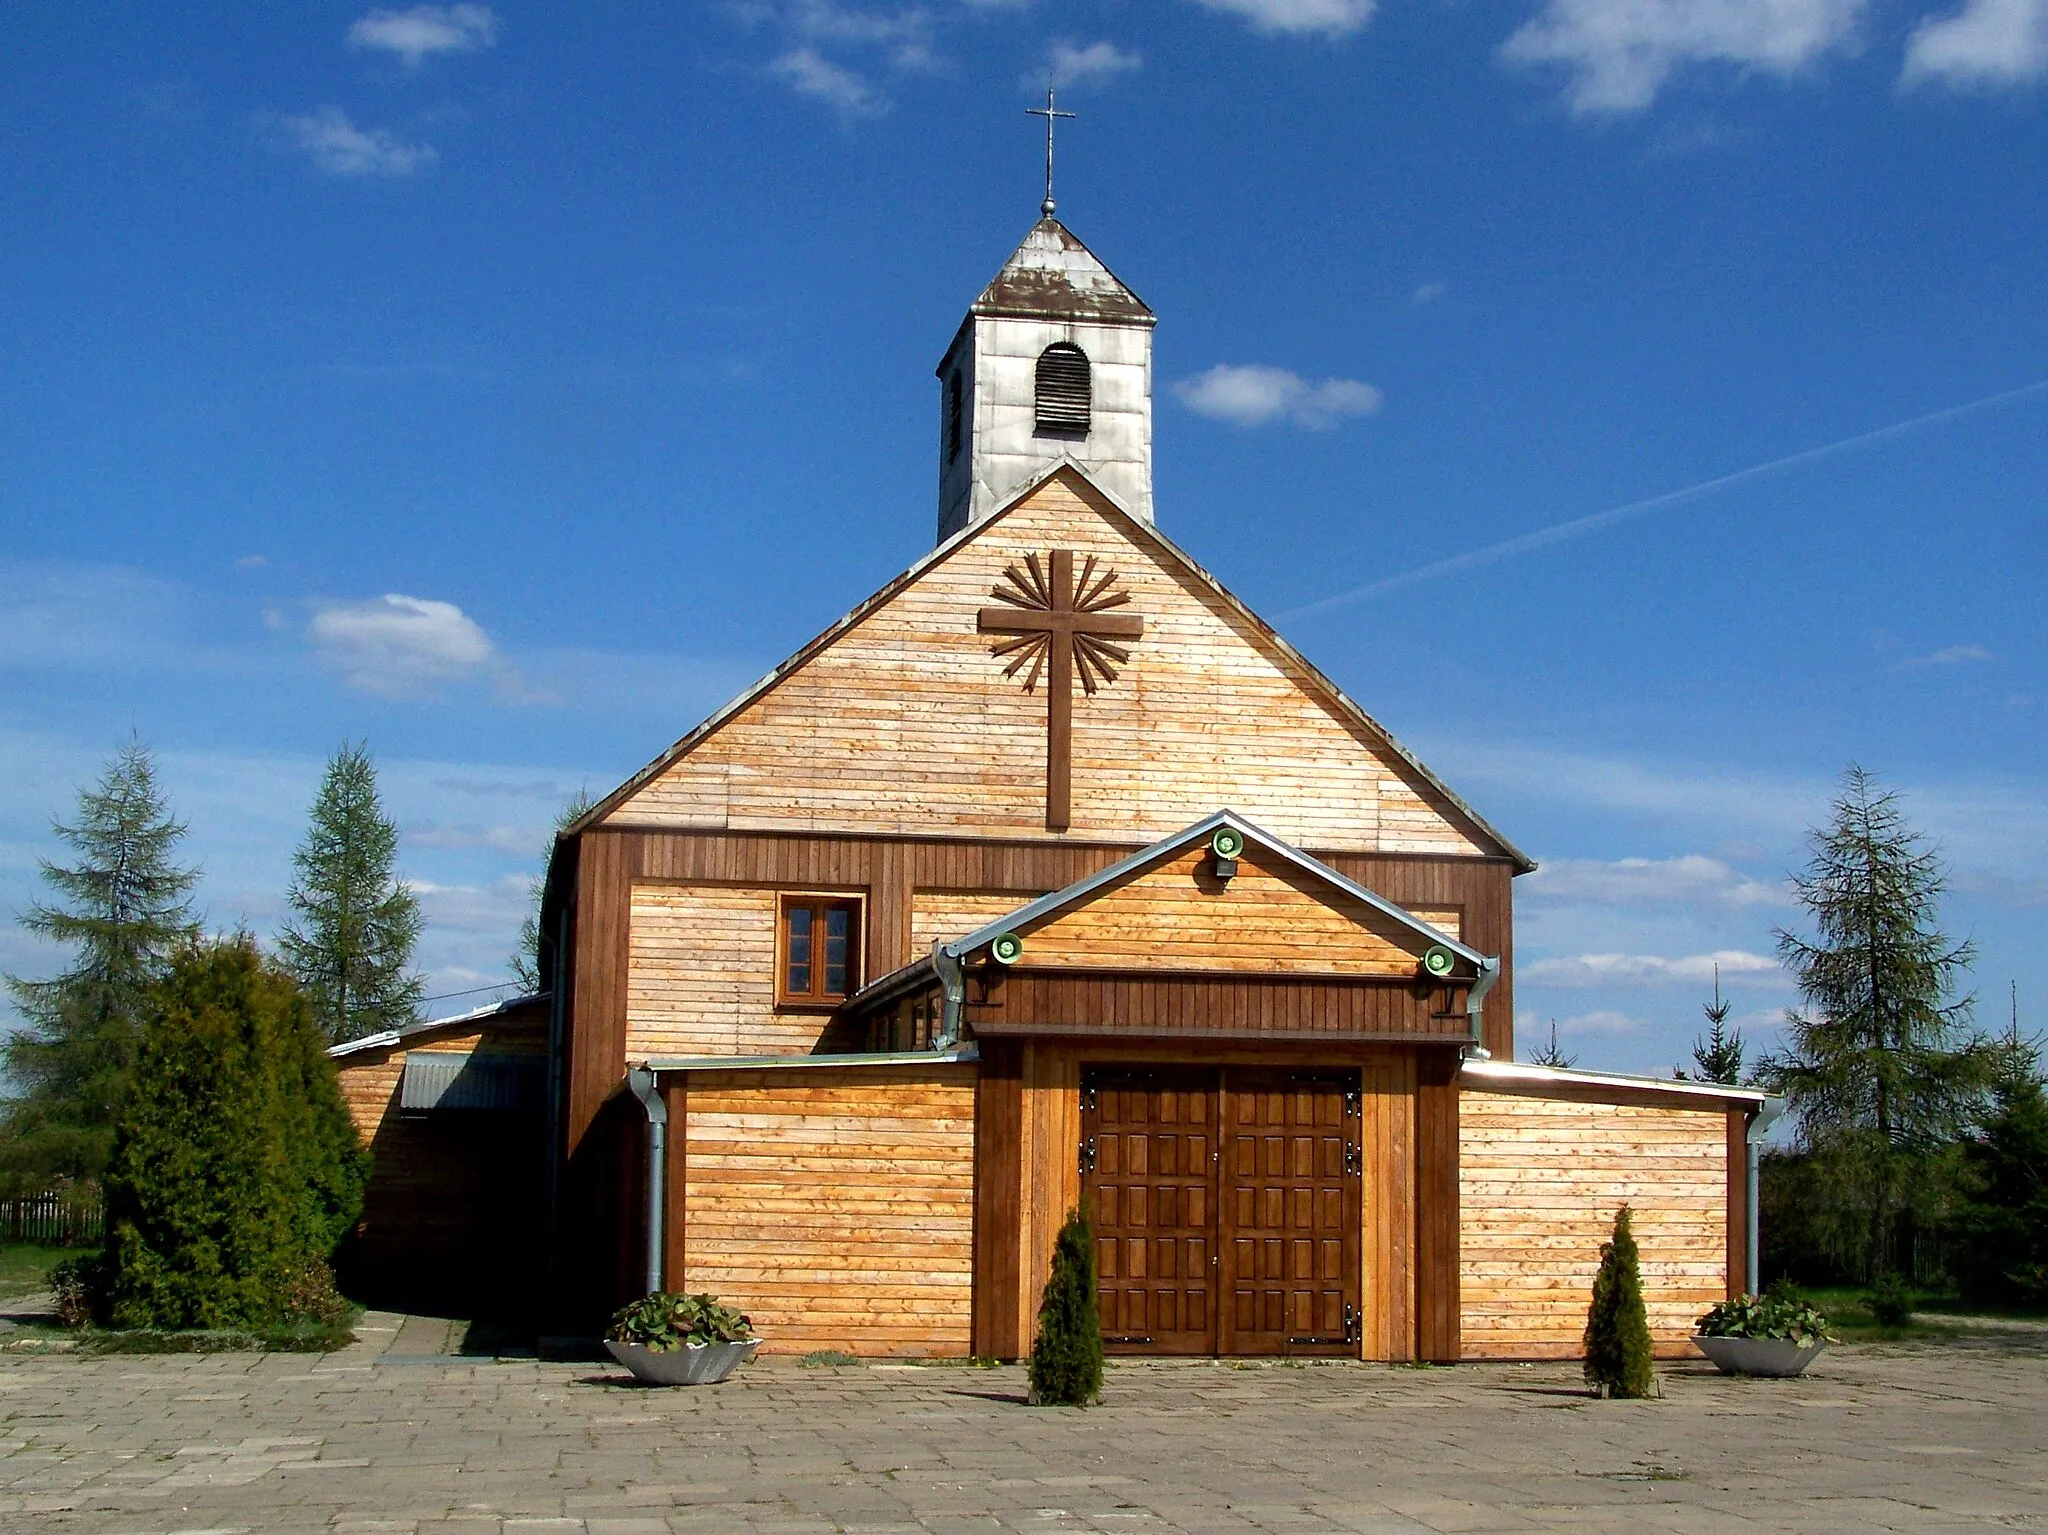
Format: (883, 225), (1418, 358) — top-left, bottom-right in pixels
(680, 1067), (977, 1357)
(627, 884), (842, 1058)
(1020, 846), (1445, 977)
(1459, 1090), (1731, 1359)
(609, 476), (1495, 857)
(912, 891), (1036, 956)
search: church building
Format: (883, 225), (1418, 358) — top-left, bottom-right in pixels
(515, 209), (1774, 1362)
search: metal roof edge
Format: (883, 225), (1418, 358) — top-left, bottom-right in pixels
(1459, 1057), (1777, 1108)
(325, 991), (548, 1060)
(637, 1045), (980, 1073)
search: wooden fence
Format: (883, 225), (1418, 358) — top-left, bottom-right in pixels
(1, 1191), (103, 1247)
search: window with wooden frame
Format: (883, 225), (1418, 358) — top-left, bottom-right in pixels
(776, 894), (861, 1008)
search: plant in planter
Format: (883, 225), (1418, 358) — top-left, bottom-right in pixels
(605, 1292), (759, 1385)
(1694, 1284), (1836, 1377)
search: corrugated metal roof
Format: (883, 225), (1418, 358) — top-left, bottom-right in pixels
(399, 1050), (546, 1113)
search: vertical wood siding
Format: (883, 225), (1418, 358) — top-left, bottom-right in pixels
(1358, 1052), (1417, 1361)
(680, 1067), (978, 1357)
(1459, 1092), (1731, 1358)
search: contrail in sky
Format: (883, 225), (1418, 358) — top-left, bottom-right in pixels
(1276, 377), (2048, 624)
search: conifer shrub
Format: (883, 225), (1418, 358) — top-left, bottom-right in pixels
(1583, 1204), (1656, 1399)
(1028, 1203), (1103, 1407)
(98, 937), (367, 1331)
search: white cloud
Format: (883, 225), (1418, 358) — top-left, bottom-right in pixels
(1523, 949), (1783, 986)
(306, 594), (495, 696)
(1552, 1008), (1647, 1036)
(279, 107), (437, 177)
(1525, 854), (1789, 909)
(1411, 280), (1448, 307)
(1047, 41), (1143, 86)
(1174, 364), (1383, 429)
(1500, 0), (1866, 114)
(348, 4), (498, 67)
(1905, 0), (2048, 85)
(0, 561), (186, 670)
(1894, 642), (1996, 670)
(1190, 0), (1376, 38)
(772, 48), (885, 115)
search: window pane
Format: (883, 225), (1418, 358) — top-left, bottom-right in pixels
(825, 906), (850, 996)
(786, 906), (812, 996)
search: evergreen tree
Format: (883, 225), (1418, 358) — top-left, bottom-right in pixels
(1678, 966), (1746, 1084)
(1528, 1020), (1577, 1069)
(509, 788), (591, 993)
(1758, 765), (1990, 1279)
(279, 743), (423, 1043)
(101, 936), (366, 1329)
(1, 738), (196, 1188)
(1028, 1204), (1103, 1406)
(1583, 1205), (1655, 1399)
(1950, 1009), (2048, 1306)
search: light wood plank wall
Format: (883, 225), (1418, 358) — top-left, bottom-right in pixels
(681, 1067), (977, 1357)
(1359, 1052), (1418, 1361)
(610, 476), (1494, 858)
(1020, 848), (1452, 976)
(911, 891), (1037, 957)
(1459, 1090), (1730, 1359)
(1016, 1042), (1082, 1352)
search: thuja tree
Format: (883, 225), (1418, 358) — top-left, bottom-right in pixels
(1583, 1205), (1655, 1399)
(280, 743), (424, 1044)
(1759, 766), (1989, 1279)
(100, 937), (367, 1329)
(509, 788), (591, 993)
(0, 738), (196, 1190)
(1028, 1204), (1103, 1406)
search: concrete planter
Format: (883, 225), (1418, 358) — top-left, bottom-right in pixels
(605, 1338), (760, 1386)
(1693, 1334), (1826, 1378)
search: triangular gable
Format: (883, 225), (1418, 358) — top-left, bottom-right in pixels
(939, 810), (1487, 979)
(574, 465), (1530, 869)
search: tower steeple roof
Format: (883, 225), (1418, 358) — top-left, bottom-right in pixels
(971, 217), (1155, 327)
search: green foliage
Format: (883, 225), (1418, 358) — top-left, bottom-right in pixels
(1678, 967), (1745, 1085)
(800, 1349), (858, 1367)
(1028, 1203), (1103, 1406)
(1866, 1271), (1914, 1327)
(1695, 1288), (1835, 1346)
(510, 788), (592, 993)
(607, 1291), (754, 1351)
(1583, 1205), (1655, 1399)
(1950, 1071), (2048, 1305)
(99, 938), (368, 1331)
(279, 742), (423, 1044)
(1528, 1020), (1577, 1070)
(1, 739), (197, 1189)
(1759, 766), (1991, 1279)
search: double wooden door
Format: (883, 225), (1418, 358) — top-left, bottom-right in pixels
(1082, 1067), (1361, 1356)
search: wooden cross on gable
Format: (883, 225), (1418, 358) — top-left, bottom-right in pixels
(979, 548), (1144, 832)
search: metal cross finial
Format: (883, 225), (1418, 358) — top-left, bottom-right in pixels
(1025, 83), (1075, 218)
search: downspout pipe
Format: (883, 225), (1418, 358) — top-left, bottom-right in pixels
(1463, 956), (1501, 1061)
(933, 944), (967, 1050)
(626, 1068), (667, 1296)
(1745, 1096), (1788, 1297)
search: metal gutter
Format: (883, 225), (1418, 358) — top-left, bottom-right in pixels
(326, 992), (547, 1060)
(625, 1068), (667, 1296)
(1458, 1058), (1774, 1107)
(637, 1045), (980, 1074)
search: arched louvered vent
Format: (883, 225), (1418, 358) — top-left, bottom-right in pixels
(944, 370), (964, 464)
(1035, 343), (1091, 434)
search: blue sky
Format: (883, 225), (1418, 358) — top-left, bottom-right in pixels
(2, 1), (2043, 1075)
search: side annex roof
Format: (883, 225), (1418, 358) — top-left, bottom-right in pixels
(567, 463), (1533, 872)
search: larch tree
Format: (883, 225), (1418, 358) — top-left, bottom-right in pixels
(509, 788), (591, 994)
(1759, 765), (1989, 1279)
(279, 742), (424, 1044)
(0, 738), (197, 1189)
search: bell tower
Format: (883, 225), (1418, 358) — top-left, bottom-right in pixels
(935, 215), (1157, 543)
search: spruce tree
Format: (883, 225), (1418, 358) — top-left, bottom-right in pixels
(509, 788), (591, 993)
(1679, 966), (1745, 1084)
(1759, 765), (1989, 1278)
(1528, 1020), (1577, 1069)
(1028, 1204), (1103, 1406)
(101, 937), (366, 1329)
(1, 738), (196, 1188)
(1583, 1205), (1655, 1399)
(279, 743), (423, 1043)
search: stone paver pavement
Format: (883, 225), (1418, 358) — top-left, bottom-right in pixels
(2, 1321), (2045, 1534)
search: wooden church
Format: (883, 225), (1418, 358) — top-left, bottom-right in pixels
(347, 208), (1774, 1361)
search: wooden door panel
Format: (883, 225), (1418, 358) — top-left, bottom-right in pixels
(1082, 1068), (1217, 1356)
(1220, 1071), (1362, 1357)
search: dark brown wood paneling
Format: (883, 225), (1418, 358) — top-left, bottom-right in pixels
(1415, 1050), (1461, 1362)
(973, 1041), (1024, 1360)
(568, 831), (632, 1152)
(1727, 1108), (1748, 1300)
(974, 971), (1471, 1042)
(1219, 1071), (1361, 1357)
(665, 1079), (687, 1293)
(872, 840), (913, 978)
(1085, 1067), (1218, 1356)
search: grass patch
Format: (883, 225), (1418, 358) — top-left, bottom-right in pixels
(800, 1349), (858, 1367)
(0, 1244), (94, 1295)
(76, 1318), (357, 1355)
